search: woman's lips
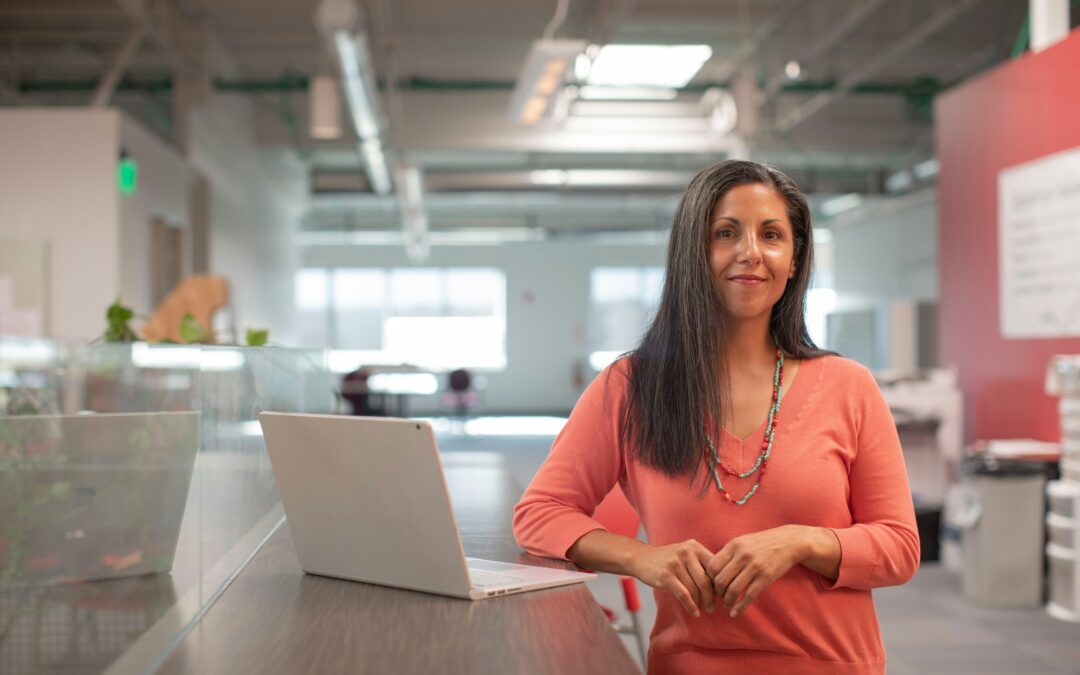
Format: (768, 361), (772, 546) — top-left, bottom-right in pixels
(729, 277), (765, 285)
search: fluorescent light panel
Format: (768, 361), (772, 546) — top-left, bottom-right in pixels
(578, 85), (678, 100)
(586, 44), (712, 88)
(912, 158), (940, 180)
(298, 228), (547, 247)
(508, 39), (586, 126)
(333, 31), (379, 138)
(333, 30), (391, 195)
(820, 193), (864, 218)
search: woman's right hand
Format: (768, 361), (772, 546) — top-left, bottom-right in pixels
(627, 539), (716, 617)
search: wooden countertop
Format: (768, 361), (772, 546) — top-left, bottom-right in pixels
(155, 453), (640, 674)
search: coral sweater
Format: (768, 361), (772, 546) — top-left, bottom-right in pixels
(513, 354), (920, 674)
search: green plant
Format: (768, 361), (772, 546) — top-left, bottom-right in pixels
(98, 300), (272, 347)
(245, 328), (269, 347)
(178, 313), (211, 344)
(103, 298), (138, 342)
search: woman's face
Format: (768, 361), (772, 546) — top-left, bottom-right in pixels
(708, 183), (797, 323)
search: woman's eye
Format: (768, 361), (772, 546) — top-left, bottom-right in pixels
(764, 230), (781, 240)
(716, 229), (733, 239)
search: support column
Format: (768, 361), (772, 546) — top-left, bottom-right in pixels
(1030, 0), (1070, 53)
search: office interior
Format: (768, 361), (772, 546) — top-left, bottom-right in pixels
(1, 0), (1079, 673)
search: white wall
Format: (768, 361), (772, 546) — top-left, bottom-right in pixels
(118, 115), (193, 316)
(830, 189), (938, 368)
(188, 95), (304, 345)
(0, 108), (119, 339)
(303, 239), (666, 413)
(0, 105), (302, 345)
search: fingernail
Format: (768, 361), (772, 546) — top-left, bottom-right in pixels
(730, 609), (738, 618)
(692, 610), (700, 618)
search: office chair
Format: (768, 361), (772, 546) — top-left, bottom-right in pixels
(592, 485), (647, 665)
(443, 368), (477, 417)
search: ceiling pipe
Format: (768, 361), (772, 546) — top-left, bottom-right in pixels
(776, 0), (984, 133)
(763, 0), (888, 103)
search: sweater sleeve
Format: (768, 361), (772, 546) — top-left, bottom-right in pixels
(821, 366), (921, 590)
(512, 362), (628, 560)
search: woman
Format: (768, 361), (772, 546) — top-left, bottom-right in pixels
(513, 160), (919, 674)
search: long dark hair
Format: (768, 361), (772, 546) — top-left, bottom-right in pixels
(621, 160), (834, 480)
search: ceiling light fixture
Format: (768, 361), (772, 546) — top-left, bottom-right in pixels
(701, 87), (738, 136)
(330, 28), (391, 194)
(784, 60), (803, 80)
(574, 53), (592, 81)
(820, 193), (864, 218)
(578, 85), (678, 101)
(586, 44), (712, 88)
(508, 39), (586, 126)
(395, 165), (429, 261)
(884, 170), (914, 194)
(530, 169), (569, 186)
(912, 158), (940, 180)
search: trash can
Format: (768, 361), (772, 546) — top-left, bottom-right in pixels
(959, 455), (1046, 607)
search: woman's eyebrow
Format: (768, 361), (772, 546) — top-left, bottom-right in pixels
(711, 216), (740, 225)
(710, 216), (785, 226)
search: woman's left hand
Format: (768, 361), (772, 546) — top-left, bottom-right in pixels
(705, 524), (809, 618)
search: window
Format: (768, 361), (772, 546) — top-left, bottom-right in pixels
(295, 267), (506, 371)
(807, 230), (836, 347)
(588, 267), (664, 370)
(295, 269), (329, 348)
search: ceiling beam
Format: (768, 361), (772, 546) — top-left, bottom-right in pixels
(776, 0), (983, 133)
(114, 0), (186, 72)
(711, 2), (803, 83)
(90, 25), (145, 106)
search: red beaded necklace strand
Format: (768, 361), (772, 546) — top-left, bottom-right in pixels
(705, 346), (784, 506)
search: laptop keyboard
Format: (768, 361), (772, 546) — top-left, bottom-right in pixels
(468, 568), (530, 588)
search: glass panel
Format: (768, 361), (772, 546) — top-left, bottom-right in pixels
(0, 338), (334, 674)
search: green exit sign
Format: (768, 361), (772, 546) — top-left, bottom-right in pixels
(117, 154), (138, 196)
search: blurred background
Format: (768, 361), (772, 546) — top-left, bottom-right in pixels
(2, 1), (1080, 673)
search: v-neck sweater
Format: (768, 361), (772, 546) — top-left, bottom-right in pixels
(513, 354), (920, 674)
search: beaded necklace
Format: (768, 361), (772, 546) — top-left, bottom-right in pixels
(705, 346), (784, 506)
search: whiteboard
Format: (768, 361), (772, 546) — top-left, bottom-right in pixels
(998, 145), (1080, 338)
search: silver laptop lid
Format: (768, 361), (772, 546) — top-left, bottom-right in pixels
(0, 411), (201, 587)
(259, 413), (473, 598)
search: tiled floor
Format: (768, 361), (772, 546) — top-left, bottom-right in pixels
(438, 428), (1080, 674)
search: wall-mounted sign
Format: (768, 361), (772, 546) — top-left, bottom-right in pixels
(117, 152), (138, 196)
(998, 145), (1080, 338)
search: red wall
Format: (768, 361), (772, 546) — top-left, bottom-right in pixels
(936, 28), (1080, 445)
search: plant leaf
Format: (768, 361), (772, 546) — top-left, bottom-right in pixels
(179, 313), (210, 344)
(104, 298), (137, 342)
(245, 328), (269, 347)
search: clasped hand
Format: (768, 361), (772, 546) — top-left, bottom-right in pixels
(628, 525), (808, 618)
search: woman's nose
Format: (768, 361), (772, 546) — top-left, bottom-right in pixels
(736, 232), (762, 263)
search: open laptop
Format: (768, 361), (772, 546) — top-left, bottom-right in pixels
(0, 411), (200, 586)
(259, 412), (594, 600)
